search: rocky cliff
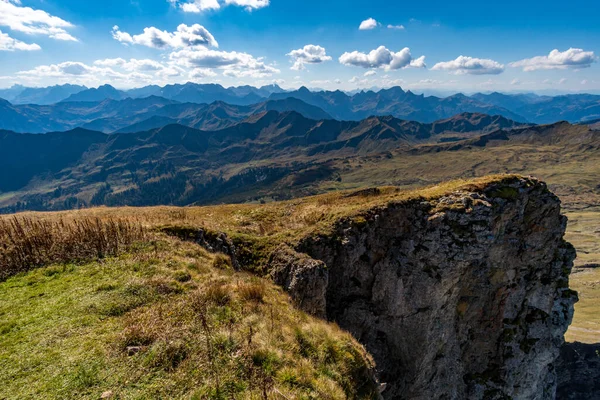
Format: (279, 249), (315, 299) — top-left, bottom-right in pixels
(269, 177), (577, 399)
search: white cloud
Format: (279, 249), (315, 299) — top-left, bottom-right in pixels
(172, 0), (269, 12)
(417, 79), (442, 84)
(224, 0), (270, 9)
(286, 44), (332, 71)
(170, 47), (280, 78)
(431, 56), (504, 75)
(94, 58), (177, 74)
(581, 79), (589, 85)
(17, 61), (128, 81)
(380, 77), (406, 88)
(348, 76), (371, 87)
(191, 68), (218, 78)
(364, 70), (377, 77)
(339, 46), (426, 70)
(13, 58), (191, 87)
(0, 29), (39, 51)
(510, 48), (596, 71)
(359, 18), (379, 30)
(177, 0), (220, 12)
(511, 78), (520, 85)
(112, 24), (218, 49)
(0, 0), (77, 41)
(387, 24), (405, 30)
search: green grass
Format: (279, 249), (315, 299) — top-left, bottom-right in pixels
(0, 235), (377, 399)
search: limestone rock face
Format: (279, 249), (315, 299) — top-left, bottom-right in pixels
(294, 178), (576, 400)
(269, 244), (329, 318)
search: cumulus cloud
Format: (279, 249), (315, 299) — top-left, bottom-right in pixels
(0, 0), (77, 41)
(0, 29), (40, 51)
(286, 44), (332, 71)
(174, 0), (220, 12)
(431, 56), (504, 75)
(13, 58), (191, 87)
(364, 70), (377, 77)
(112, 24), (218, 49)
(387, 24), (405, 30)
(170, 47), (280, 78)
(359, 18), (379, 30)
(510, 48), (596, 71)
(18, 61), (127, 80)
(224, 0), (270, 9)
(348, 76), (372, 87)
(172, 0), (269, 12)
(339, 46), (426, 70)
(190, 68), (218, 78)
(93, 58), (181, 75)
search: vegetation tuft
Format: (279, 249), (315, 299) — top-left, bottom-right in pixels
(0, 216), (145, 280)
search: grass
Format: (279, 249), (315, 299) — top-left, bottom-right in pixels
(564, 209), (600, 343)
(1, 173), (598, 400)
(0, 233), (378, 399)
(565, 268), (600, 344)
(2, 174), (528, 276)
(0, 216), (145, 280)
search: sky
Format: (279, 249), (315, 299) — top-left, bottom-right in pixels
(0, 0), (598, 93)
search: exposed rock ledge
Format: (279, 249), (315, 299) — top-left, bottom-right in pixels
(269, 177), (577, 399)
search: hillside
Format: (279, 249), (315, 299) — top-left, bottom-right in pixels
(269, 87), (529, 123)
(2, 84), (600, 130)
(0, 111), (531, 212)
(0, 175), (578, 399)
(0, 96), (332, 133)
(0, 217), (378, 399)
(2, 111), (598, 215)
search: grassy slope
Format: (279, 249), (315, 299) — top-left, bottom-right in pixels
(564, 210), (600, 343)
(0, 175), (536, 399)
(0, 235), (377, 399)
(0, 174), (597, 400)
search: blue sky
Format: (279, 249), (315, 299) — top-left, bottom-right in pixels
(0, 0), (598, 93)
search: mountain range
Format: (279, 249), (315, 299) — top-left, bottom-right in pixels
(4, 109), (597, 213)
(0, 96), (333, 133)
(0, 83), (599, 131)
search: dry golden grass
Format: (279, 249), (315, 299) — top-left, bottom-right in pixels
(564, 209), (600, 343)
(1, 174), (525, 276)
(2, 174), (523, 241)
(0, 216), (145, 280)
(565, 268), (600, 344)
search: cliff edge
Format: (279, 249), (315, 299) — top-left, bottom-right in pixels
(270, 177), (577, 399)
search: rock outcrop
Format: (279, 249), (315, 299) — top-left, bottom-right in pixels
(160, 226), (241, 270)
(269, 177), (576, 399)
(269, 244), (329, 318)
